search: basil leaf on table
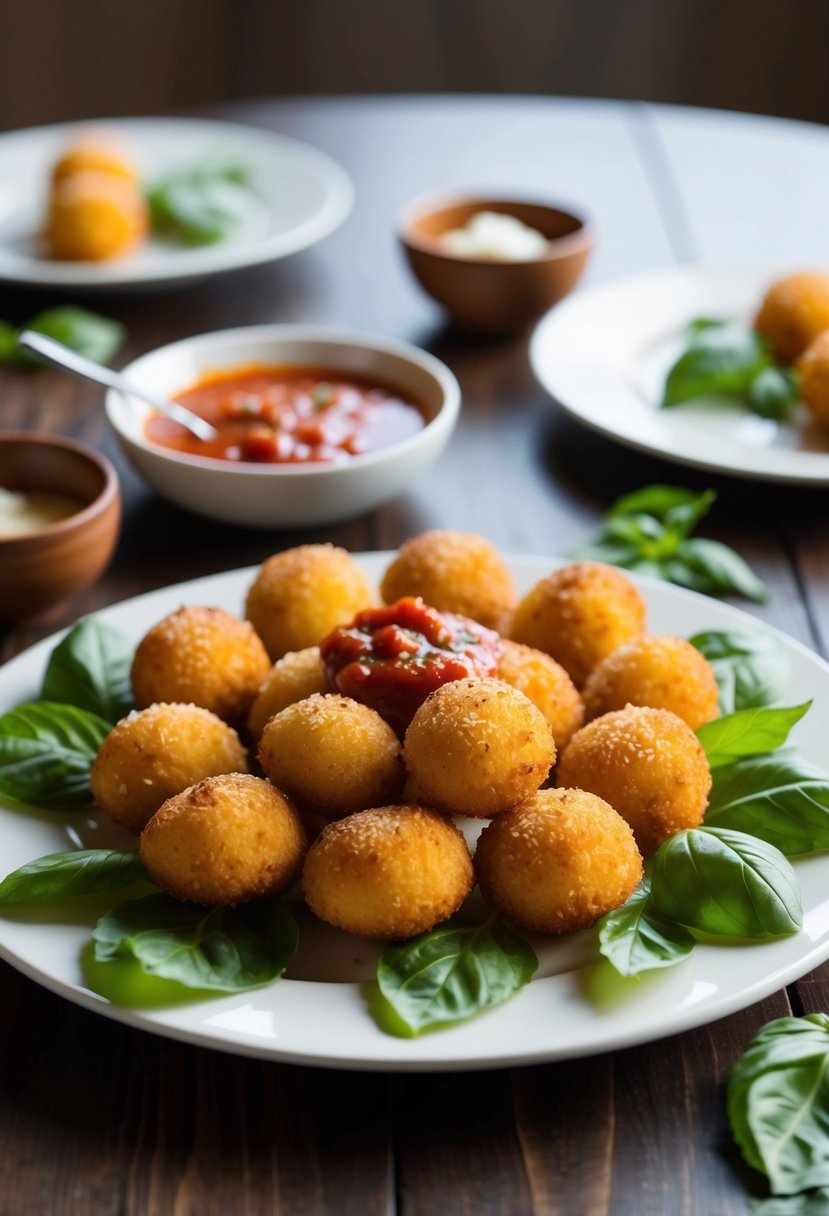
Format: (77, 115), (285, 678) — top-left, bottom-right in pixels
(728, 1013), (829, 1196)
(608, 484), (713, 523)
(0, 320), (18, 361)
(24, 306), (125, 365)
(650, 827), (802, 938)
(689, 628), (792, 714)
(697, 703), (811, 769)
(376, 914), (537, 1035)
(0, 849), (146, 904)
(706, 751), (829, 857)
(93, 892), (298, 992)
(597, 882), (695, 977)
(41, 619), (134, 724)
(662, 322), (769, 408)
(0, 702), (110, 810)
(668, 538), (769, 603)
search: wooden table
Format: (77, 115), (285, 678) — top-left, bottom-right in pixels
(1, 96), (828, 1216)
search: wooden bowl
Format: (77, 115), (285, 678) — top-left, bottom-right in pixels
(399, 194), (595, 334)
(0, 434), (121, 623)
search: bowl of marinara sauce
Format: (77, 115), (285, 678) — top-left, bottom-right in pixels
(105, 325), (460, 527)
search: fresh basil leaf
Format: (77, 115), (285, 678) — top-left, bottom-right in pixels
(662, 324), (769, 408)
(0, 702), (110, 810)
(650, 827), (802, 938)
(148, 163), (255, 245)
(0, 320), (18, 361)
(670, 537), (769, 603)
(603, 513), (663, 544)
(663, 489), (717, 540)
(597, 882), (695, 977)
(569, 539), (643, 566)
(706, 751), (829, 857)
(376, 914), (537, 1035)
(750, 366), (800, 420)
(698, 703), (811, 769)
(24, 306), (125, 365)
(609, 484), (705, 522)
(753, 1191), (829, 1215)
(689, 628), (792, 714)
(41, 619), (134, 724)
(93, 892), (297, 992)
(728, 1013), (829, 1195)
(0, 849), (146, 904)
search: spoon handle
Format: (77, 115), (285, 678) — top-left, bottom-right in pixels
(17, 331), (217, 442)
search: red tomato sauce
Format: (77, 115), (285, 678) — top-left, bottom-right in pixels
(144, 364), (428, 464)
(320, 597), (502, 734)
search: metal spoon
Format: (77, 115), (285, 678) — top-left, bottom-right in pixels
(17, 331), (218, 442)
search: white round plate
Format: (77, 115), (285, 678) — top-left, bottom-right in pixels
(0, 117), (353, 291)
(1, 554), (828, 1071)
(531, 263), (829, 485)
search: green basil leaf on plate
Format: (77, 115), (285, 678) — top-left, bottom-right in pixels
(728, 1013), (829, 1196)
(41, 618), (134, 724)
(650, 827), (802, 938)
(698, 702), (811, 769)
(597, 882), (695, 977)
(0, 849), (146, 904)
(0, 702), (111, 810)
(148, 158), (256, 246)
(93, 892), (298, 992)
(661, 323), (768, 408)
(24, 306), (125, 365)
(376, 914), (537, 1035)
(689, 628), (792, 714)
(749, 366), (800, 420)
(706, 751), (829, 857)
(752, 1192), (829, 1215)
(669, 538), (769, 603)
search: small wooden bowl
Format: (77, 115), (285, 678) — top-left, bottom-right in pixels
(399, 194), (595, 334)
(0, 433), (121, 623)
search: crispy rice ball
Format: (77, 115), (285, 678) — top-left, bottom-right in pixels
(755, 272), (829, 364)
(475, 788), (643, 934)
(131, 605), (271, 729)
(497, 638), (585, 752)
(797, 329), (829, 428)
(556, 705), (712, 855)
(302, 805), (473, 939)
(404, 677), (555, 818)
(91, 703), (249, 834)
(140, 774), (306, 906)
(380, 530), (517, 631)
(247, 647), (331, 742)
(246, 544), (376, 661)
(510, 562), (646, 689)
(582, 634), (720, 730)
(258, 693), (404, 819)
(52, 133), (139, 186)
(47, 171), (147, 261)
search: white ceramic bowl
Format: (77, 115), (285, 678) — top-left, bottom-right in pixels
(105, 325), (461, 527)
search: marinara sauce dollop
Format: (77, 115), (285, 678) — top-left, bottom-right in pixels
(320, 597), (502, 734)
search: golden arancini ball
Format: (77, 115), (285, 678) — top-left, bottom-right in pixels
(131, 605), (271, 729)
(754, 272), (829, 364)
(475, 788), (643, 934)
(497, 638), (585, 752)
(258, 693), (403, 818)
(556, 705), (711, 855)
(52, 134), (139, 186)
(91, 703), (249, 834)
(47, 171), (147, 261)
(302, 805), (473, 939)
(247, 647), (330, 742)
(140, 774), (306, 906)
(510, 561), (647, 688)
(582, 634), (720, 730)
(245, 544), (376, 661)
(404, 677), (555, 818)
(380, 530), (517, 631)
(797, 329), (829, 428)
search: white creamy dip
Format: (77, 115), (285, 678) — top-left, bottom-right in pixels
(0, 486), (84, 538)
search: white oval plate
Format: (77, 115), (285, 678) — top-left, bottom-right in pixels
(531, 263), (829, 485)
(1, 554), (828, 1071)
(0, 117), (353, 291)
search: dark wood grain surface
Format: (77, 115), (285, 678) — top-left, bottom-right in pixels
(0, 96), (827, 1215)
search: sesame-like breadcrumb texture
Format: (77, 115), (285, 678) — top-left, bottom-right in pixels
(91, 702), (249, 834)
(404, 677), (555, 818)
(258, 693), (404, 818)
(582, 634), (720, 730)
(556, 704), (712, 855)
(245, 544), (376, 661)
(797, 329), (829, 428)
(755, 272), (829, 364)
(380, 530), (517, 631)
(302, 804), (473, 939)
(131, 605), (270, 728)
(475, 787), (643, 934)
(139, 774), (306, 906)
(497, 639), (585, 751)
(247, 647), (331, 742)
(510, 562), (647, 689)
